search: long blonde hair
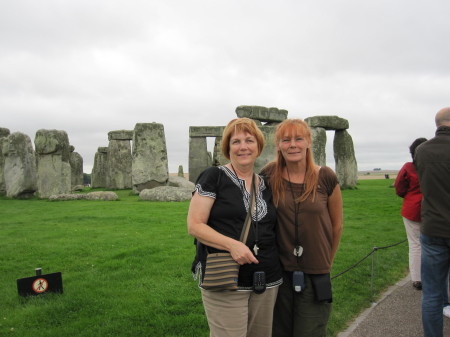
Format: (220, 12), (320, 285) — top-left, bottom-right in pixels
(265, 119), (319, 207)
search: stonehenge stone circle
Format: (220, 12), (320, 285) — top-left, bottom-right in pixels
(189, 108), (358, 189)
(34, 129), (71, 198)
(132, 123), (169, 193)
(2, 132), (38, 198)
(305, 115), (358, 188)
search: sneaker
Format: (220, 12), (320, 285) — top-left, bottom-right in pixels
(444, 306), (450, 318)
(412, 281), (422, 290)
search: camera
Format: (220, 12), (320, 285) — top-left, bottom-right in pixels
(293, 271), (305, 292)
(253, 271), (266, 294)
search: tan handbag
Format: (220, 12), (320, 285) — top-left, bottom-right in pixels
(201, 174), (256, 291)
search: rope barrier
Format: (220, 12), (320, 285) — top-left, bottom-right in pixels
(331, 238), (407, 280)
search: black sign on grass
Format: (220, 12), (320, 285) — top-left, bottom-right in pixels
(17, 268), (63, 297)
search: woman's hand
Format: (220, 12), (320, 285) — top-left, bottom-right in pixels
(188, 192), (258, 265)
(228, 240), (259, 265)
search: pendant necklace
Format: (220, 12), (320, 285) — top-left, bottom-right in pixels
(230, 164), (260, 256)
(286, 167), (304, 260)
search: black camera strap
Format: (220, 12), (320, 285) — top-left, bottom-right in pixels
(286, 167), (304, 265)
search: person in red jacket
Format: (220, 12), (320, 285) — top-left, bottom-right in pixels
(395, 137), (427, 290)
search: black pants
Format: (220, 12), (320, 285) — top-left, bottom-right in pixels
(272, 271), (331, 337)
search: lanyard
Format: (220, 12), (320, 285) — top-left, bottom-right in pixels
(286, 167), (304, 263)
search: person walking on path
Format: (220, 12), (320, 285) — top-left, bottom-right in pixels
(415, 107), (450, 337)
(394, 137), (427, 290)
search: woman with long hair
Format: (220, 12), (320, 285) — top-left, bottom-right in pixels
(261, 118), (343, 337)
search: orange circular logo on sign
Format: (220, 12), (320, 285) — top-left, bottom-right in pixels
(32, 278), (48, 293)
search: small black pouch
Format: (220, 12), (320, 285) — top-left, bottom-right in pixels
(310, 273), (332, 303)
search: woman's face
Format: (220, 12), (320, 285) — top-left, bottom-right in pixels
(229, 131), (259, 167)
(277, 132), (310, 164)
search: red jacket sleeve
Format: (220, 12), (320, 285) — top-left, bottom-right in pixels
(394, 165), (409, 198)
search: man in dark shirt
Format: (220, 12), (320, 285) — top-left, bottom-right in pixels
(415, 107), (450, 337)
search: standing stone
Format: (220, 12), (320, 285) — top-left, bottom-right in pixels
(189, 136), (210, 183)
(0, 127), (11, 195)
(255, 125), (277, 173)
(91, 147), (108, 188)
(334, 130), (358, 189)
(213, 137), (228, 167)
(69, 145), (84, 187)
(3, 132), (37, 198)
(107, 130), (133, 189)
(178, 165), (184, 177)
(132, 123), (169, 193)
(34, 129), (71, 198)
(309, 127), (327, 166)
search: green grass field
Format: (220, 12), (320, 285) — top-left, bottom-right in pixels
(0, 179), (408, 336)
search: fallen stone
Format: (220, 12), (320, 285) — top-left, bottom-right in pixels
(139, 186), (192, 202)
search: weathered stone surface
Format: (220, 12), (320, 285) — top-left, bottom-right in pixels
(2, 132), (37, 198)
(139, 186), (192, 202)
(132, 123), (169, 193)
(69, 147), (84, 187)
(72, 185), (84, 192)
(48, 194), (81, 201)
(91, 147), (108, 188)
(34, 129), (71, 198)
(236, 106), (288, 123)
(333, 130), (358, 189)
(189, 137), (210, 183)
(0, 127), (10, 138)
(189, 126), (224, 138)
(86, 191), (118, 201)
(35, 129), (71, 161)
(167, 176), (195, 189)
(305, 116), (349, 130)
(48, 191), (118, 201)
(107, 133), (132, 189)
(0, 128), (11, 195)
(310, 127), (327, 166)
(177, 165), (184, 177)
(254, 125), (277, 173)
(107, 130), (134, 141)
(213, 137), (228, 167)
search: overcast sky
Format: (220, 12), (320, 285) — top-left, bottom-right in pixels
(1, 0), (449, 174)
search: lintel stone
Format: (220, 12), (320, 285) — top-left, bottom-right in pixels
(189, 126), (225, 138)
(108, 130), (134, 141)
(235, 105), (288, 123)
(304, 115), (349, 130)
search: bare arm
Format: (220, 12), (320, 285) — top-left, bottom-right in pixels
(328, 184), (343, 264)
(187, 192), (258, 265)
